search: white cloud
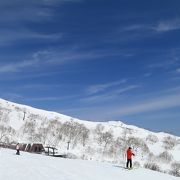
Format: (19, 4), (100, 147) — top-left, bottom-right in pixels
(81, 85), (140, 103)
(176, 68), (180, 73)
(26, 97), (66, 101)
(148, 59), (179, 69)
(0, 29), (63, 46)
(0, 0), (82, 22)
(0, 48), (122, 73)
(0, 0), (80, 46)
(153, 19), (180, 32)
(117, 19), (180, 41)
(57, 90), (180, 121)
(0, 49), (75, 73)
(19, 84), (62, 90)
(112, 93), (180, 116)
(25, 94), (79, 102)
(71, 86), (180, 120)
(0, 3), (53, 24)
(1, 93), (24, 102)
(0, 59), (40, 73)
(32, 49), (110, 68)
(42, 0), (82, 5)
(120, 24), (151, 33)
(144, 73), (152, 77)
(86, 80), (127, 95)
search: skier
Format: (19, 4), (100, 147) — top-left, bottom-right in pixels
(16, 143), (20, 155)
(126, 147), (135, 169)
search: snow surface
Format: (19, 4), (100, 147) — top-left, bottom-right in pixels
(0, 148), (178, 180)
(0, 98), (180, 176)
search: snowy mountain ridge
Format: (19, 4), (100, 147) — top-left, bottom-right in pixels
(0, 98), (177, 137)
(0, 98), (180, 177)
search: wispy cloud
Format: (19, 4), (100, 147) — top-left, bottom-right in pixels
(42, 0), (82, 5)
(26, 96), (68, 102)
(19, 84), (62, 90)
(0, 48), (124, 73)
(153, 19), (180, 32)
(0, 59), (40, 73)
(0, 0), (81, 46)
(112, 93), (180, 117)
(0, 50), (69, 73)
(1, 93), (24, 102)
(143, 73), (152, 77)
(171, 76), (180, 81)
(62, 86), (180, 121)
(81, 85), (140, 103)
(0, 0), (82, 22)
(0, 7), (52, 23)
(170, 68), (180, 80)
(176, 68), (180, 73)
(120, 24), (151, 33)
(114, 19), (180, 44)
(148, 60), (176, 68)
(86, 79), (127, 95)
(25, 94), (80, 102)
(0, 71), (62, 81)
(148, 53), (180, 69)
(57, 91), (180, 121)
(157, 49), (180, 73)
(0, 29), (63, 46)
(122, 19), (180, 34)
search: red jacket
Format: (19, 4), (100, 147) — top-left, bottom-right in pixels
(127, 148), (134, 159)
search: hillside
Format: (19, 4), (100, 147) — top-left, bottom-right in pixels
(0, 148), (178, 180)
(0, 98), (180, 177)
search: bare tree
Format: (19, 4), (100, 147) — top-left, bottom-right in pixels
(94, 124), (105, 145)
(170, 162), (180, 177)
(0, 109), (11, 123)
(102, 131), (113, 151)
(81, 126), (90, 147)
(158, 151), (173, 163)
(23, 121), (36, 142)
(163, 136), (176, 150)
(146, 134), (159, 144)
(0, 125), (16, 143)
(45, 119), (62, 147)
(61, 121), (79, 149)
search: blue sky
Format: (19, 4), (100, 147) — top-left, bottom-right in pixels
(1, 0), (180, 136)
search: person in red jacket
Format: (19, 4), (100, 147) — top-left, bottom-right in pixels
(126, 147), (135, 169)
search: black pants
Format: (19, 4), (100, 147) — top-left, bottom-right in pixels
(126, 159), (132, 168)
(16, 149), (20, 155)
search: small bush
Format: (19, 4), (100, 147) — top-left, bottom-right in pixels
(170, 162), (180, 177)
(127, 137), (141, 147)
(141, 143), (150, 154)
(163, 136), (176, 150)
(66, 153), (78, 159)
(144, 162), (160, 172)
(158, 151), (173, 163)
(148, 153), (156, 161)
(146, 134), (159, 144)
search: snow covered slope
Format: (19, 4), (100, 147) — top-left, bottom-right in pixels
(0, 98), (180, 177)
(0, 148), (178, 180)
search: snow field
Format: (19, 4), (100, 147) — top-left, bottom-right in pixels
(0, 148), (178, 180)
